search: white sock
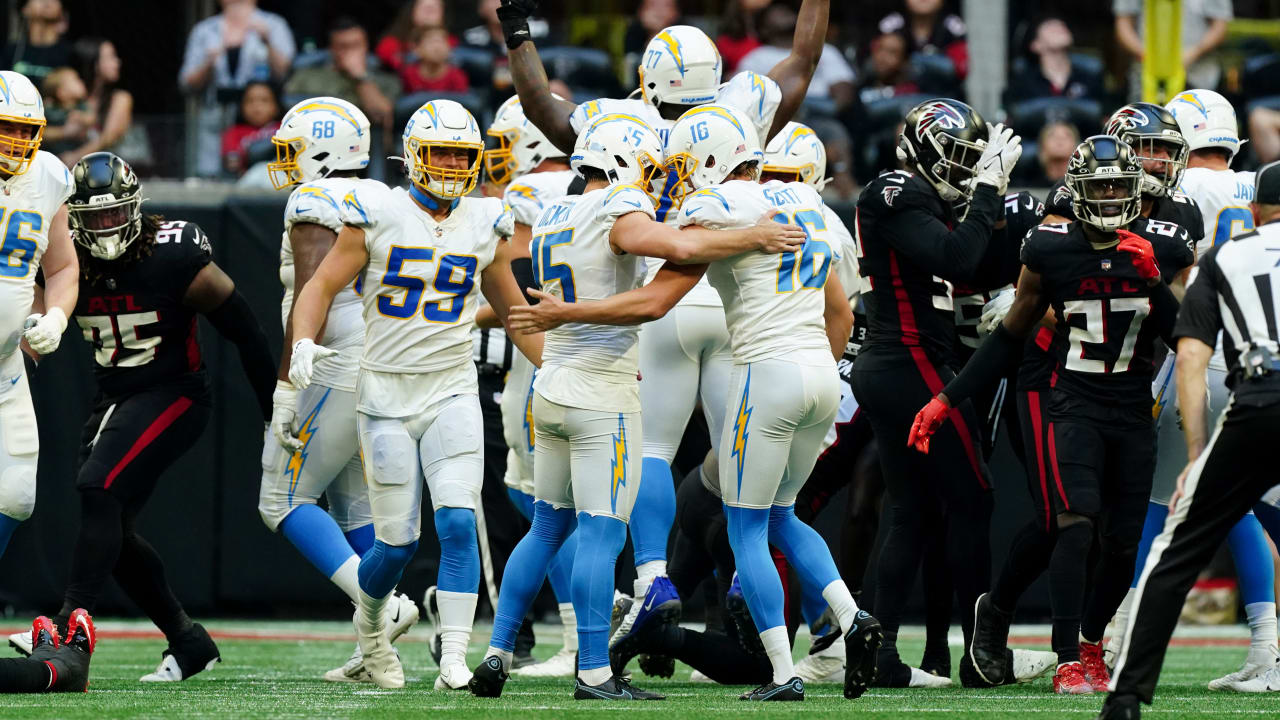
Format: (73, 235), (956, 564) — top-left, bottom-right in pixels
(1106, 588), (1135, 655)
(329, 556), (361, 603)
(634, 561), (666, 599)
(821, 579), (860, 633)
(437, 590), (478, 668)
(1245, 601), (1278, 665)
(760, 625), (795, 685)
(357, 589), (389, 633)
(485, 646), (513, 671)
(579, 665), (612, 686)
(559, 602), (579, 651)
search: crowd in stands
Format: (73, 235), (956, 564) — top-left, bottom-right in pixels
(4, 0), (1280, 194)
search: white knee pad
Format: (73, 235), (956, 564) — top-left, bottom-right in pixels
(0, 389), (37, 521)
(422, 397), (483, 511)
(1, 388), (38, 458)
(0, 463), (36, 521)
(361, 418), (424, 546)
(327, 460), (373, 531)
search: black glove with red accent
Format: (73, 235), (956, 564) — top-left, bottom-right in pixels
(498, 0), (539, 49)
(1116, 229), (1160, 281)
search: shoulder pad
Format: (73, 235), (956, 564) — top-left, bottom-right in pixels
(287, 183), (345, 233)
(338, 184), (390, 228)
(678, 185), (736, 229)
(155, 220), (213, 257)
(601, 183), (656, 222)
(858, 170), (929, 213)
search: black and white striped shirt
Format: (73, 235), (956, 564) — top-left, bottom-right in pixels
(472, 325), (513, 374)
(1175, 219), (1280, 396)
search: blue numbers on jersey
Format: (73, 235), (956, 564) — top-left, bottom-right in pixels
(0, 210), (41, 278)
(377, 245), (476, 322)
(530, 228), (577, 302)
(1213, 206), (1254, 246)
(773, 209), (832, 292)
(311, 120), (336, 139)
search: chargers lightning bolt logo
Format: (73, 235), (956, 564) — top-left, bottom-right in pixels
(655, 30), (685, 75)
(523, 371), (536, 452)
(610, 414), (628, 514)
(731, 367), (753, 498)
(342, 191), (368, 223)
(284, 388), (331, 505)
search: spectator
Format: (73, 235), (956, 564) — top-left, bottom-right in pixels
(1005, 16), (1101, 104)
(738, 3), (855, 111)
(878, 0), (968, 79)
(48, 38), (135, 167)
(856, 32), (921, 104)
(40, 67), (91, 159)
(1251, 107), (1280, 165)
(462, 0), (550, 55)
(717, 0), (771, 74)
(220, 80), (281, 177)
(1037, 120), (1080, 184)
(624, 0), (685, 58)
(376, 0), (456, 74)
(3, 0), (70, 88)
(1114, 0), (1230, 91)
(285, 17), (399, 129)
(399, 27), (470, 94)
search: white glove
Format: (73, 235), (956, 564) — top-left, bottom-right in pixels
(23, 307), (67, 355)
(270, 380), (303, 452)
(288, 338), (337, 389)
(978, 287), (1016, 338)
(971, 123), (1022, 195)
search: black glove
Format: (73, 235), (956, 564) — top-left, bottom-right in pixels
(497, 0), (539, 49)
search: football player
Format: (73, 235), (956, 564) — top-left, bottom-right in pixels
(0, 70), (78, 562)
(288, 99), (543, 690)
(467, 111), (806, 701)
(849, 98), (1019, 686)
(259, 97), (419, 684)
(0, 612), (94, 694)
(13, 152), (277, 682)
(911, 136), (1194, 694)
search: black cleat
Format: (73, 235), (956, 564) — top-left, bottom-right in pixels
(843, 610), (883, 699)
(468, 655), (508, 698)
(725, 574), (764, 655)
(637, 653), (675, 678)
(30, 617), (58, 654)
(140, 623), (220, 682)
(920, 645), (952, 680)
(873, 658), (912, 688)
(740, 676), (804, 701)
(969, 593), (1012, 686)
(574, 675), (665, 700)
(1096, 693), (1142, 719)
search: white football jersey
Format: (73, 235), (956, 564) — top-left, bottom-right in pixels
(825, 205), (858, 305)
(1178, 166), (1256, 257)
(503, 170), (578, 228)
(678, 179), (839, 364)
(530, 183), (652, 412)
(280, 177), (378, 391)
(0, 150), (72, 356)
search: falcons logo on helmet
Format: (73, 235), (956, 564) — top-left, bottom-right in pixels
(1106, 106), (1150, 134)
(915, 102), (966, 142)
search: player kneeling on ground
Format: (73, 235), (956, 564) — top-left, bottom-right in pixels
(0, 611), (95, 694)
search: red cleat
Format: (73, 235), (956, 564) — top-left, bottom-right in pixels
(1079, 640), (1110, 691)
(64, 609), (96, 655)
(1052, 662), (1093, 694)
(31, 616), (58, 651)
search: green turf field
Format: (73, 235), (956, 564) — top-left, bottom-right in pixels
(0, 620), (1271, 718)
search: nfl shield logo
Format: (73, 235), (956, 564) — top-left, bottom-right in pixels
(1101, 259), (1112, 271)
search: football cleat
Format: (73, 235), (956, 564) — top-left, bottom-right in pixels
(352, 608), (404, 689)
(919, 644), (952, 680)
(725, 574), (764, 654)
(513, 646), (577, 677)
(843, 609), (883, 699)
(323, 592), (418, 682)
(909, 666), (953, 688)
(423, 585), (443, 666)
(64, 609), (96, 655)
(794, 632), (844, 684)
(8, 629), (33, 656)
(609, 591), (633, 640)
(31, 617), (58, 652)
(688, 669), (715, 683)
(1053, 662), (1094, 694)
(637, 653), (675, 678)
(468, 655), (509, 697)
(1012, 649), (1058, 682)
(1080, 640), (1111, 691)
(1095, 692), (1142, 719)
(740, 676), (804, 701)
(611, 576), (680, 648)
(140, 623), (220, 682)
(1208, 651), (1276, 690)
(435, 660), (474, 690)
(574, 674), (665, 700)
(1224, 662), (1280, 692)
(969, 593), (1012, 686)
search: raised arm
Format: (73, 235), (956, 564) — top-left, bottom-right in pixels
(499, 1), (579, 154)
(610, 211), (804, 264)
(507, 262), (705, 333)
(822, 273), (853, 361)
(765, 0), (829, 141)
(481, 237), (544, 367)
(883, 185), (1002, 281)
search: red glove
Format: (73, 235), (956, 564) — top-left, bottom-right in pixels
(908, 396), (951, 454)
(1116, 229), (1160, 281)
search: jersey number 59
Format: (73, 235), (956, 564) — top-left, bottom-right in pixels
(377, 246), (477, 323)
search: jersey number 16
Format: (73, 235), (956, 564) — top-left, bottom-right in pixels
(772, 209), (831, 292)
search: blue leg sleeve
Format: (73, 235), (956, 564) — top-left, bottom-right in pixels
(1131, 501), (1168, 587)
(768, 504), (842, 604)
(491, 501), (574, 652)
(434, 507), (480, 594)
(0, 512), (19, 559)
(358, 539), (420, 598)
(343, 523), (375, 557)
(508, 487), (535, 522)
(631, 457), (676, 565)
(573, 512), (628, 671)
(280, 504), (359, 578)
(725, 504), (785, 632)
(547, 517), (578, 604)
(1229, 513), (1276, 606)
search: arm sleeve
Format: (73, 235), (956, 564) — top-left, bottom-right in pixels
(881, 184), (1001, 281)
(205, 290), (275, 420)
(1149, 280), (1181, 347)
(175, 222), (215, 291)
(942, 322), (1025, 403)
(510, 256), (536, 304)
(1172, 254), (1223, 346)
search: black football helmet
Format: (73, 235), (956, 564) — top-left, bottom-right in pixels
(898, 98), (988, 204)
(68, 152), (143, 261)
(1066, 136), (1144, 233)
(1104, 102), (1188, 197)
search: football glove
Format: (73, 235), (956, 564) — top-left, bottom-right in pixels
(23, 307), (67, 355)
(1116, 230), (1160, 281)
(497, 0), (539, 49)
(971, 123), (1022, 195)
(978, 287), (1016, 338)
(908, 396), (951, 454)
(288, 338), (337, 390)
(270, 380), (303, 452)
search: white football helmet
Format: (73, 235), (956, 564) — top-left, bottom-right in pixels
(571, 112), (664, 200)
(268, 97), (371, 189)
(664, 104), (762, 206)
(403, 99), (484, 199)
(761, 121), (829, 190)
(0, 71), (45, 176)
(1165, 89), (1241, 162)
(637, 25), (723, 109)
(485, 95), (564, 187)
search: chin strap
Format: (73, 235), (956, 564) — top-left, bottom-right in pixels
(410, 184), (459, 212)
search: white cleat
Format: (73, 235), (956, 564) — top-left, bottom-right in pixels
(8, 630), (32, 656)
(909, 666), (954, 688)
(1012, 649), (1057, 682)
(323, 592), (419, 682)
(689, 669), (715, 683)
(512, 647), (577, 677)
(795, 634), (845, 684)
(355, 610), (404, 689)
(1214, 659), (1278, 691)
(1225, 663), (1280, 692)
(140, 654), (220, 682)
(434, 661), (474, 690)
(324, 644), (372, 683)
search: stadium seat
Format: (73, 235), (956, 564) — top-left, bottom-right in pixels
(450, 46), (496, 95)
(289, 50), (379, 72)
(1007, 96), (1102, 141)
(395, 91), (491, 136)
(910, 53), (960, 96)
(539, 46), (622, 101)
(1244, 53), (1280, 101)
(862, 93), (929, 135)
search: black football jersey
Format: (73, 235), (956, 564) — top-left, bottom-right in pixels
(1044, 179), (1073, 220)
(1020, 217), (1196, 409)
(74, 220), (213, 398)
(854, 169), (1001, 364)
(1043, 179), (1206, 253)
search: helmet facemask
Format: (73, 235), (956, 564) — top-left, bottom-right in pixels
(1070, 173), (1142, 233)
(69, 193), (143, 261)
(267, 136), (306, 189)
(0, 119), (44, 177)
(922, 130), (985, 204)
(1125, 134), (1187, 197)
(484, 128), (516, 187)
(407, 139), (483, 199)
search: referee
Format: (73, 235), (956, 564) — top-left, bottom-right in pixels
(1099, 162), (1280, 719)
